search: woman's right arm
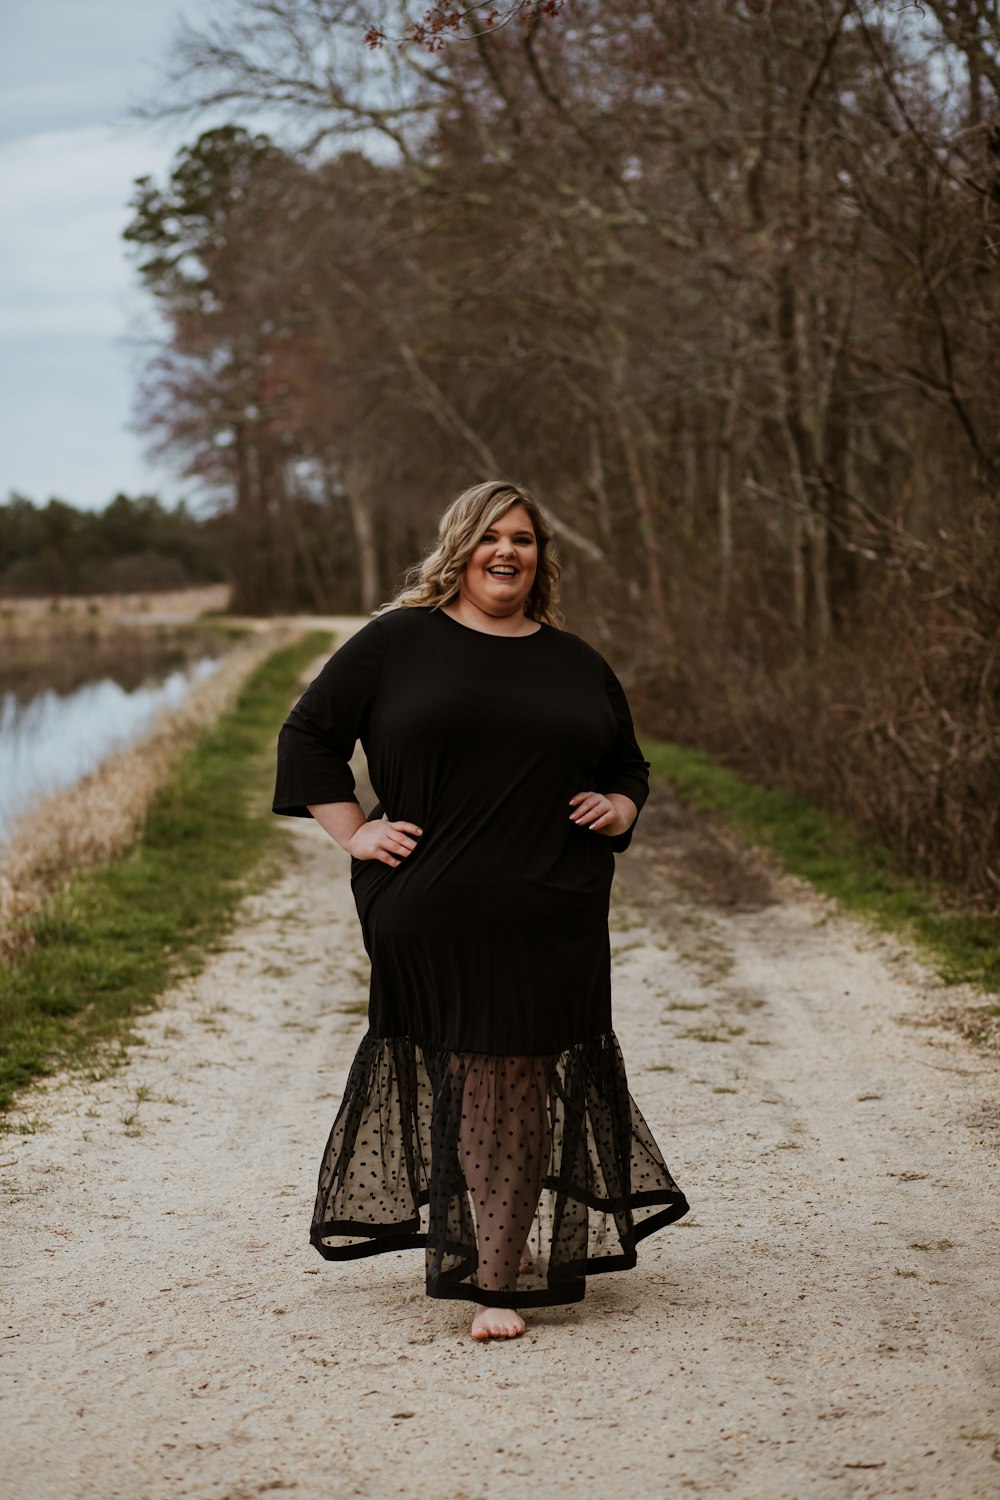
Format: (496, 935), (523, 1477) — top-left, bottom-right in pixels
(273, 619), (384, 818)
(272, 620), (421, 867)
(306, 801), (421, 868)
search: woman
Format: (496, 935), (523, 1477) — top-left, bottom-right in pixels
(272, 480), (690, 1341)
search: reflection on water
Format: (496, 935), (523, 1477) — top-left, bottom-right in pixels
(0, 655), (221, 841)
(0, 626), (226, 699)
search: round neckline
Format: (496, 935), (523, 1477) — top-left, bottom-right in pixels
(434, 606), (545, 641)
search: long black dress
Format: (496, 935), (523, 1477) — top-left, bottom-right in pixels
(272, 604), (690, 1307)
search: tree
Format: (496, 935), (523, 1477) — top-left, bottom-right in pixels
(125, 0), (1000, 901)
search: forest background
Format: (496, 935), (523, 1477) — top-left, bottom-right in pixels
(4, 0), (999, 920)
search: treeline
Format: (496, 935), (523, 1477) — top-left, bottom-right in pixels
(0, 493), (225, 596)
(128, 0), (1000, 911)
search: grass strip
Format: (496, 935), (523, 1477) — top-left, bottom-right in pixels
(0, 629), (332, 1116)
(643, 740), (1000, 996)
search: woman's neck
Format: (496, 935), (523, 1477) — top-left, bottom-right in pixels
(441, 598), (541, 638)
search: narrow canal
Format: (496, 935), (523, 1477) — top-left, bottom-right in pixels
(0, 628), (227, 840)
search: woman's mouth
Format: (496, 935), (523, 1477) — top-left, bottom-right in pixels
(487, 565), (518, 578)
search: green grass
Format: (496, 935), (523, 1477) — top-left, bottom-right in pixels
(643, 740), (1000, 995)
(0, 630), (331, 1115)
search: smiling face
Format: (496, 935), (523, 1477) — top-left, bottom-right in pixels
(458, 502), (539, 619)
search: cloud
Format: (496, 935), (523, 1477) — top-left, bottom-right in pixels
(0, 0), (204, 508)
(0, 331), (168, 507)
(0, 119), (187, 504)
(0, 0), (356, 510)
(0, 0), (182, 145)
(0, 124), (173, 334)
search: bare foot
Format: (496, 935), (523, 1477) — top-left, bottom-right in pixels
(470, 1305), (525, 1341)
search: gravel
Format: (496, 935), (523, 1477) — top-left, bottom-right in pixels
(2, 690), (998, 1500)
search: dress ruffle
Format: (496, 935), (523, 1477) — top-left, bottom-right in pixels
(310, 1030), (690, 1307)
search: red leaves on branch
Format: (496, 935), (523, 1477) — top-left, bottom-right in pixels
(363, 1), (564, 51)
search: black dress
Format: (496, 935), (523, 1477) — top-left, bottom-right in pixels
(272, 605), (690, 1307)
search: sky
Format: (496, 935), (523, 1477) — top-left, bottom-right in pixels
(0, 1), (225, 512)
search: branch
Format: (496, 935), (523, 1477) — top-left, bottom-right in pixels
(363, 1), (565, 51)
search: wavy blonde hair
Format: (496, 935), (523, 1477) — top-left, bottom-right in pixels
(376, 480), (563, 627)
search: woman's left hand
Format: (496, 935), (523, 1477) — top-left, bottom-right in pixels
(568, 790), (637, 837)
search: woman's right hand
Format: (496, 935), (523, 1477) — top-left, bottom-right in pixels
(346, 817), (423, 868)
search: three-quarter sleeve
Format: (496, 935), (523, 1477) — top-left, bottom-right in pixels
(272, 618), (384, 818)
(596, 658), (651, 853)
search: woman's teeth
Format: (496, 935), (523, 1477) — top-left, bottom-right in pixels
(488, 566), (517, 576)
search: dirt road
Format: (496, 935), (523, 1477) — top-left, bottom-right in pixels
(2, 638), (999, 1500)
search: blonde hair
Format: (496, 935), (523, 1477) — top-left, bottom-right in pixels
(376, 480), (563, 627)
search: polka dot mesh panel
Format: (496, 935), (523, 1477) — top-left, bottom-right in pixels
(309, 1031), (689, 1307)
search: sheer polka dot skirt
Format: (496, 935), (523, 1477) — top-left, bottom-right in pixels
(309, 1031), (690, 1307)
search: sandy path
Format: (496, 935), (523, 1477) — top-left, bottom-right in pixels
(2, 638), (999, 1500)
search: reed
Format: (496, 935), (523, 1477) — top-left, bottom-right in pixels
(0, 630), (332, 1112)
(0, 584), (231, 638)
(0, 623), (297, 963)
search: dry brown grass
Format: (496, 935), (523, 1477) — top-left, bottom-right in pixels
(0, 620), (295, 964)
(0, 585), (231, 638)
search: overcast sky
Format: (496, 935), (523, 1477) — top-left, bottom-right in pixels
(0, 2), (221, 511)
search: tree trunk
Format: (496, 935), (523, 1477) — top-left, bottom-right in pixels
(717, 361), (745, 616)
(613, 401), (668, 640)
(344, 483), (380, 615)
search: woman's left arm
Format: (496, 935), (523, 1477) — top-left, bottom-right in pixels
(568, 790), (637, 838)
(568, 658), (650, 852)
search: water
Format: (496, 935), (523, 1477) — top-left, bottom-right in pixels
(0, 651), (222, 841)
